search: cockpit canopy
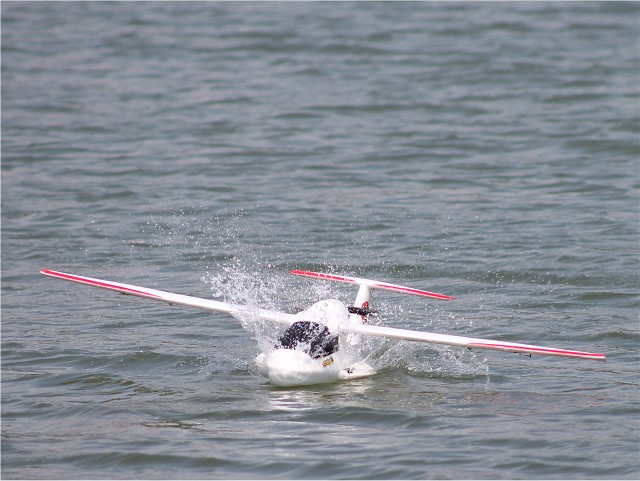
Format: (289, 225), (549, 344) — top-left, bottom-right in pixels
(275, 321), (339, 359)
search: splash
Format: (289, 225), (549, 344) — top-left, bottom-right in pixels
(134, 207), (487, 381)
(201, 258), (488, 379)
(201, 260), (290, 354)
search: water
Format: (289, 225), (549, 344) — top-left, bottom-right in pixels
(2, 2), (639, 479)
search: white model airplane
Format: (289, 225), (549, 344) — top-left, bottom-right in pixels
(41, 268), (605, 386)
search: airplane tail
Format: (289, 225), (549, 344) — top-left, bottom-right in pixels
(290, 269), (454, 323)
(290, 270), (455, 301)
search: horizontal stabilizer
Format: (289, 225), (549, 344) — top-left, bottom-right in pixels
(291, 270), (455, 300)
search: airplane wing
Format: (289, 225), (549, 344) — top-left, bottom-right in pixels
(342, 323), (606, 361)
(40, 269), (296, 325)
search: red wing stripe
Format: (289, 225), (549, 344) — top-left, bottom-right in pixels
(372, 283), (455, 300)
(469, 342), (606, 360)
(290, 270), (357, 283)
(41, 269), (162, 299)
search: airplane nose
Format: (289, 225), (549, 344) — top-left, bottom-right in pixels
(265, 349), (317, 386)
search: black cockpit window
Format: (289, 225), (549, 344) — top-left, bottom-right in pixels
(275, 321), (339, 359)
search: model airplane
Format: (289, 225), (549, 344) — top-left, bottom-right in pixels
(40, 268), (605, 386)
